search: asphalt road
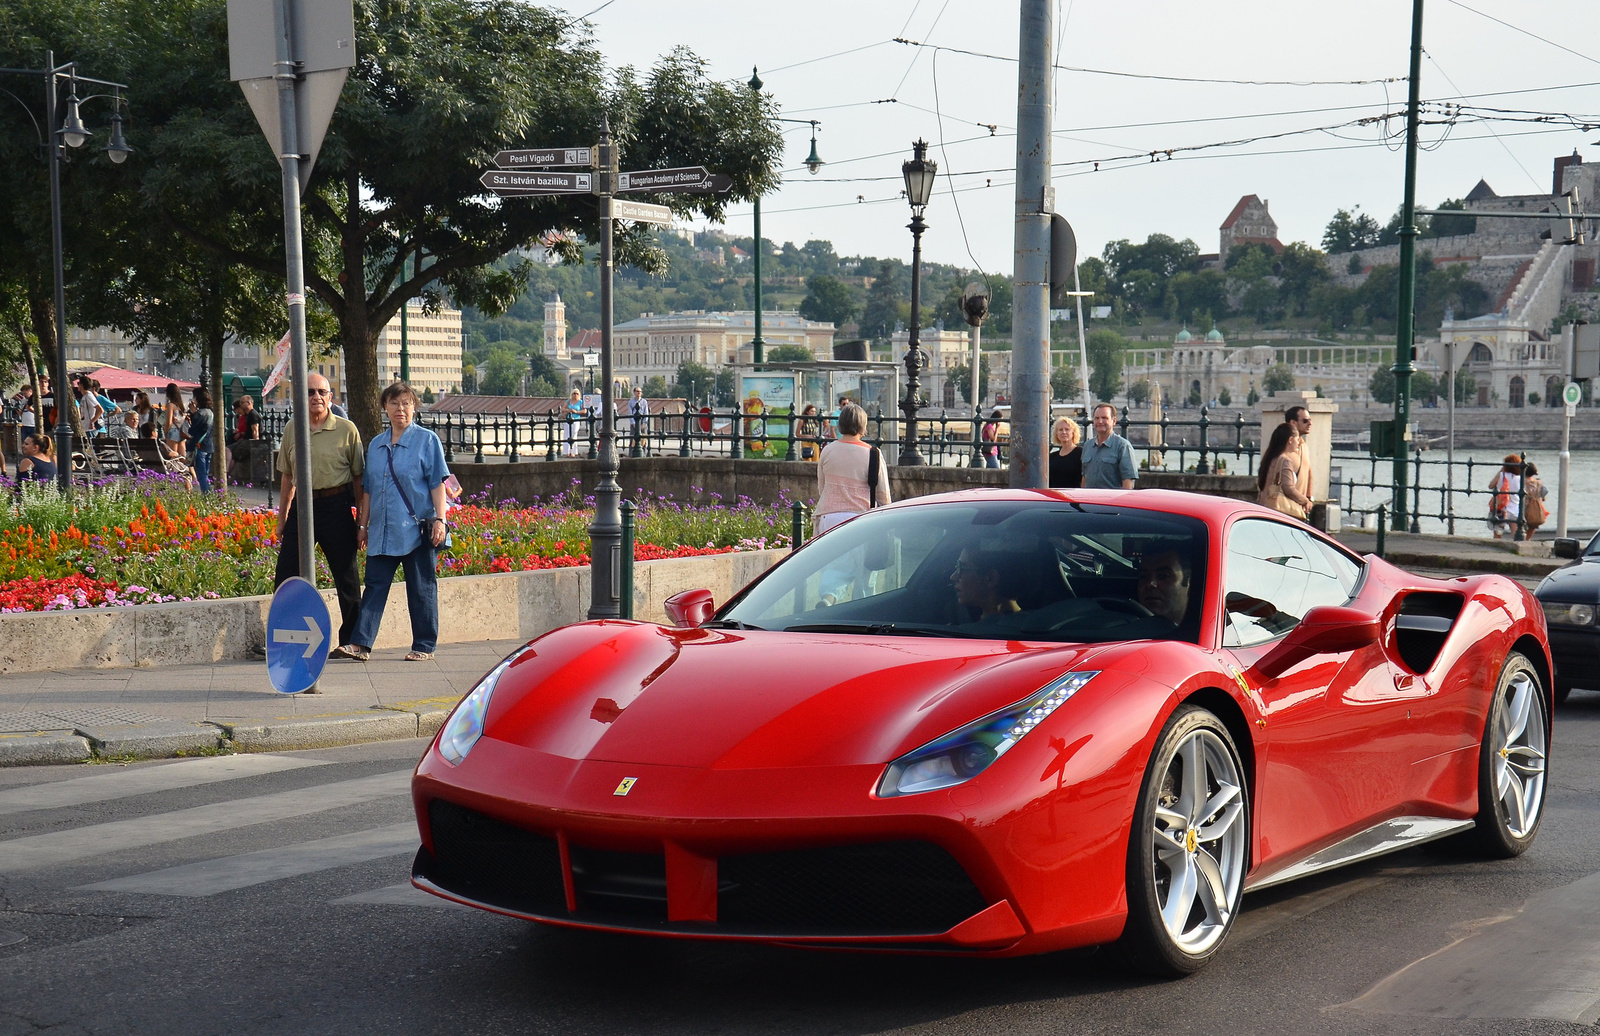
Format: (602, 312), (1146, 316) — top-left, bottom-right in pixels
(1, 696), (1598, 1036)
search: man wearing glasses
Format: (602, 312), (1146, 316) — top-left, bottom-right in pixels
(274, 373), (366, 665)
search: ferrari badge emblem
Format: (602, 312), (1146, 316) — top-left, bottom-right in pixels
(613, 777), (637, 796)
(1185, 829), (1198, 853)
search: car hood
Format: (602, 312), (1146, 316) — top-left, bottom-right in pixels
(485, 622), (1104, 770)
(1536, 556), (1600, 599)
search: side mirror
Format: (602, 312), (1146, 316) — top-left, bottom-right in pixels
(1247, 605), (1381, 682)
(1554, 538), (1580, 560)
(663, 588), (716, 628)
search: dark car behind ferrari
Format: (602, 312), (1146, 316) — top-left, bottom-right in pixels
(1535, 534), (1600, 702)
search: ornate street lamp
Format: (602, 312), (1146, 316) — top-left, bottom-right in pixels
(898, 139), (937, 465)
(1, 56), (133, 493)
(746, 68), (824, 367)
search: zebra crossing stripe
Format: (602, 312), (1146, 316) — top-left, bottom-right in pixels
(0, 754), (330, 817)
(78, 822), (418, 897)
(0, 770), (410, 873)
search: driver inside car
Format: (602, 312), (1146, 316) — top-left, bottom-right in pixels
(951, 547), (1025, 621)
(1136, 548), (1192, 626)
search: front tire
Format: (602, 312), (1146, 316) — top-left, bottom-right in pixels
(1469, 651), (1548, 857)
(1114, 705), (1249, 977)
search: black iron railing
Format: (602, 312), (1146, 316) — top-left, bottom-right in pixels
(256, 403), (1254, 474)
(1329, 449), (1533, 540)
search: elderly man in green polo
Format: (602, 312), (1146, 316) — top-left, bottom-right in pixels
(274, 373), (366, 660)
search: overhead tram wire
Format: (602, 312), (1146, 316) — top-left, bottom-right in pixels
(892, 37), (1405, 87)
(932, 47), (991, 282)
(745, 121), (1586, 220)
(1425, 49), (1544, 190)
(1442, 0), (1600, 69)
(888, 0), (954, 100)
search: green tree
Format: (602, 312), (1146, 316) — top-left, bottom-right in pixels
(1085, 328), (1126, 401)
(480, 347), (526, 395)
(1050, 365), (1081, 401)
(422, 386), (435, 403)
(527, 375), (557, 397)
(672, 360), (715, 403)
(766, 344), (814, 363)
(1426, 198), (1476, 238)
(714, 367), (735, 406)
(1453, 366), (1476, 404)
(1276, 242), (1329, 317)
(859, 260), (903, 341)
(1321, 208), (1382, 253)
(1246, 385), (1260, 407)
(1127, 379), (1151, 406)
(104, 0), (784, 440)
(641, 375), (669, 397)
(1369, 366), (1437, 404)
(1218, 385), (1232, 407)
(1261, 363), (1295, 394)
(798, 274), (857, 327)
(949, 355), (991, 405)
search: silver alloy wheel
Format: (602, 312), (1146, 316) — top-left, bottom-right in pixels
(1150, 729), (1246, 955)
(1493, 670), (1547, 839)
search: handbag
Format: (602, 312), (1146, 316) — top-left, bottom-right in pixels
(385, 443), (435, 545)
(866, 446), (883, 508)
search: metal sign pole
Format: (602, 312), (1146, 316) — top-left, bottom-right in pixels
(1558, 323), (1574, 539)
(273, 0), (316, 581)
(588, 117), (622, 619)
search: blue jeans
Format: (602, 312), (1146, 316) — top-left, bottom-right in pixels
(193, 451), (212, 493)
(352, 543), (439, 653)
(984, 453), (1000, 469)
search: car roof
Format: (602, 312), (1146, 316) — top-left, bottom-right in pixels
(881, 487), (1255, 526)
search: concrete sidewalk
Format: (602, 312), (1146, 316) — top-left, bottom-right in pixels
(1331, 530), (1567, 582)
(0, 638), (523, 766)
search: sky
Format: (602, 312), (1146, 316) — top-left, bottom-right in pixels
(540, 0), (1600, 273)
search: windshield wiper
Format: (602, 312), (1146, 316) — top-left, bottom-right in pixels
(783, 622), (966, 638)
(700, 619), (766, 631)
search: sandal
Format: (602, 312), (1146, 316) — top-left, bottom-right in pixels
(404, 651), (434, 662)
(334, 644), (370, 662)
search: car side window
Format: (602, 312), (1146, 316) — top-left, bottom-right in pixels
(1223, 519), (1359, 647)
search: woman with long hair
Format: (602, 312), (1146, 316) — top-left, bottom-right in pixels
(188, 385), (217, 494)
(980, 409), (1002, 469)
(134, 390), (156, 436)
(163, 383), (187, 459)
(1257, 423), (1311, 520)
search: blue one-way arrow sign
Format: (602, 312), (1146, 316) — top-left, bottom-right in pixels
(266, 577), (333, 694)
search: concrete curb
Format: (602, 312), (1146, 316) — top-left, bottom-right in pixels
(1379, 550), (1564, 579)
(0, 699), (464, 768)
(219, 711), (423, 753)
(0, 733), (93, 766)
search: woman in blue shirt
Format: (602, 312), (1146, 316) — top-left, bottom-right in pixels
(340, 381), (451, 662)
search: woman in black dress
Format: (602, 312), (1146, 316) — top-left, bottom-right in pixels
(1048, 416), (1083, 488)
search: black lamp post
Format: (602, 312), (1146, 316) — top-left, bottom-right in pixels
(747, 69), (824, 368)
(2, 54), (132, 494)
(899, 139), (937, 466)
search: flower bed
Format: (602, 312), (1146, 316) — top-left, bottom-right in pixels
(0, 473), (797, 613)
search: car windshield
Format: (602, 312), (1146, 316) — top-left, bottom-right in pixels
(720, 500), (1209, 643)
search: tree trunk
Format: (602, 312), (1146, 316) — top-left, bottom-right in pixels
(340, 167), (381, 441)
(209, 326), (226, 492)
(26, 286), (83, 441)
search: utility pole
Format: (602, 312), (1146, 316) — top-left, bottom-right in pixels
(1390, 0), (1425, 532)
(1011, 0), (1053, 489)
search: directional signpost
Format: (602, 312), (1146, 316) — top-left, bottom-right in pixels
(608, 199), (672, 225)
(478, 123), (730, 619)
(494, 146), (591, 169)
(265, 577), (333, 694)
(479, 170), (593, 196)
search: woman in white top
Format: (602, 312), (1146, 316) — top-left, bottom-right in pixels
(814, 402), (891, 536)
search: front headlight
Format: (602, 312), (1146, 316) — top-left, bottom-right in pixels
(1541, 601), (1596, 627)
(877, 671), (1099, 798)
(437, 655), (517, 765)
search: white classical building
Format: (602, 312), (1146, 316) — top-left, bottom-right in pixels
(889, 327), (976, 408)
(1121, 327), (1392, 406)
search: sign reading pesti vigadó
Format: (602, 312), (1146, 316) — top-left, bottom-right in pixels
(493, 147), (592, 169)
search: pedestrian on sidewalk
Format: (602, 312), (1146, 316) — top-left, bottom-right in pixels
(275, 372), (365, 656)
(980, 409), (1002, 469)
(1257, 424), (1311, 520)
(1488, 455), (1523, 540)
(1522, 462), (1549, 537)
(1048, 416), (1083, 488)
(1285, 405), (1315, 504)
(186, 385), (217, 495)
(342, 381), (451, 662)
(1082, 403), (1138, 490)
(814, 402), (890, 536)
(162, 383), (187, 460)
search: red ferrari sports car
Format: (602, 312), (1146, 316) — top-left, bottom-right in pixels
(410, 489), (1551, 975)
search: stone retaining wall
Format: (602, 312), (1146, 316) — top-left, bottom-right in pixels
(0, 548), (787, 675)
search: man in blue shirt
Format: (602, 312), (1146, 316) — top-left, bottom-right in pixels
(1081, 403), (1137, 489)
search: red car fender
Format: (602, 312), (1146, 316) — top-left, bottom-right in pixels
(962, 646), (1262, 943)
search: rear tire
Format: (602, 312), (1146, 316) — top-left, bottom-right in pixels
(1468, 651), (1548, 858)
(1113, 705), (1249, 978)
